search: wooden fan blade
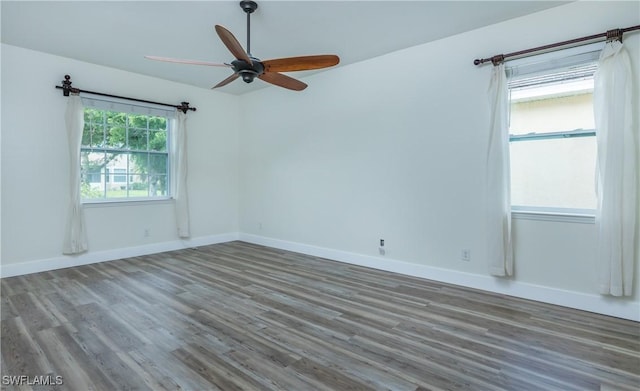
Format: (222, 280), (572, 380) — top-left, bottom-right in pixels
(212, 73), (240, 89)
(215, 25), (252, 65)
(258, 72), (307, 91)
(145, 56), (231, 67)
(262, 55), (340, 73)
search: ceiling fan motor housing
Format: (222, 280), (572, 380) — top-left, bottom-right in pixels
(232, 57), (264, 83)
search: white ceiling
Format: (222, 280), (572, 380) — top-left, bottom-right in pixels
(1, 1), (568, 95)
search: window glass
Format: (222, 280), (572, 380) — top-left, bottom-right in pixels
(80, 108), (170, 201)
(509, 74), (596, 212)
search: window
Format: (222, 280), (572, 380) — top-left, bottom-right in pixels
(80, 97), (173, 201)
(507, 44), (601, 214)
(86, 168), (101, 183)
(113, 168), (127, 183)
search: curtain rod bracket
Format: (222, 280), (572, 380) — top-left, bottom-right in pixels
(606, 28), (623, 43)
(491, 55), (505, 66)
(177, 102), (196, 114)
(61, 74), (80, 96)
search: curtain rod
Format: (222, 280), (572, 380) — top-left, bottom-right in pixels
(474, 25), (640, 66)
(55, 75), (196, 113)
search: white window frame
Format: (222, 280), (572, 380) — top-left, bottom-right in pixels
(80, 95), (175, 204)
(506, 42), (603, 223)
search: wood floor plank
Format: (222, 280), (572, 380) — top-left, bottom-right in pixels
(73, 302), (148, 351)
(1, 294), (19, 321)
(131, 345), (219, 391)
(256, 321), (431, 390)
(1, 241), (638, 390)
(1, 317), (53, 380)
(67, 322), (153, 391)
(171, 347), (246, 391)
(224, 346), (324, 390)
(290, 357), (375, 391)
(34, 325), (116, 391)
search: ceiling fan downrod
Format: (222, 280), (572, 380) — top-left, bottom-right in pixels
(240, 0), (258, 56)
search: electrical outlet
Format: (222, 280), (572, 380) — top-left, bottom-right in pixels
(144, 228), (150, 238)
(461, 249), (471, 261)
(379, 247), (386, 256)
(380, 239), (385, 247)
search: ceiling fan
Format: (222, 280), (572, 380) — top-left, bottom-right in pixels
(146, 1), (340, 91)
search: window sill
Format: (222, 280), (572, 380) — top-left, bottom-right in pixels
(511, 210), (595, 224)
(82, 197), (173, 208)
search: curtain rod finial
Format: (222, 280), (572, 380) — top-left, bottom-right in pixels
(473, 56), (504, 66)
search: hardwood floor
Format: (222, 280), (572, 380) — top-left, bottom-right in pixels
(1, 241), (639, 390)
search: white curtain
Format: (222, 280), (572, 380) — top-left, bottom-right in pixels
(173, 111), (191, 238)
(486, 63), (514, 277)
(594, 40), (637, 296)
(63, 95), (88, 254)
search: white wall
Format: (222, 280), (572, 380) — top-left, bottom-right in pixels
(239, 1), (640, 319)
(1, 44), (240, 271)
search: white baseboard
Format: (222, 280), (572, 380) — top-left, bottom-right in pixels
(3, 231), (637, 321)
(0, 232), (239, 278)
(238, 233), (640, 322)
